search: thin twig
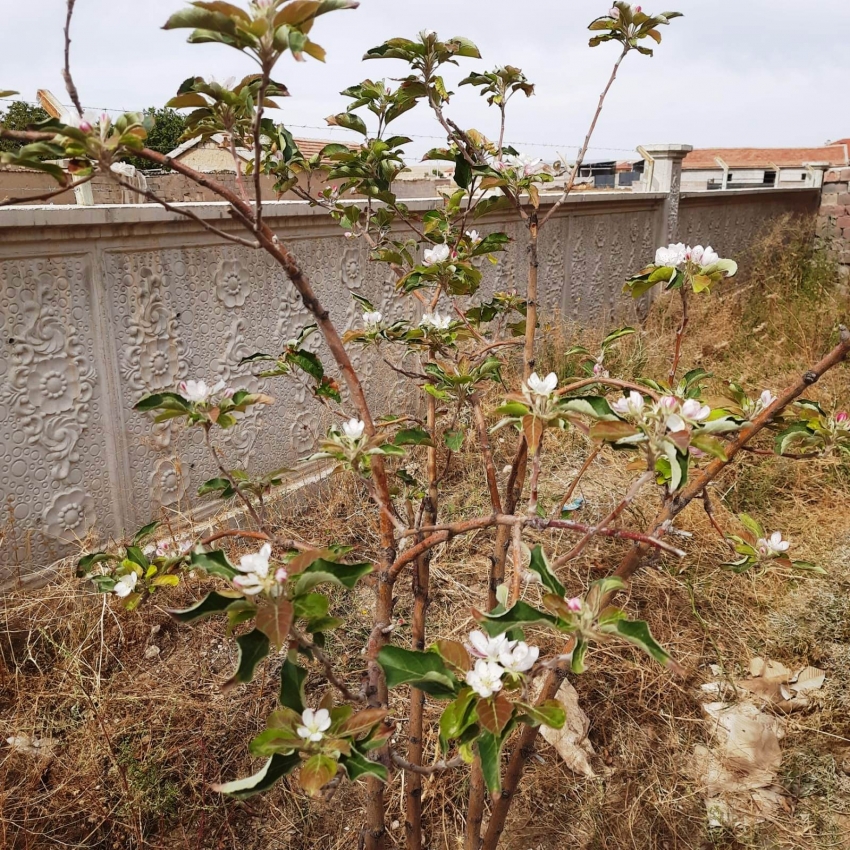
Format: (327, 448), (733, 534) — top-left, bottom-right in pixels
(539, 45), (629, 230)
(62, 0), (84, 117)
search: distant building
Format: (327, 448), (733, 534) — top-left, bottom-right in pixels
(164, 134), (353, 173)
(680, 142), (849, 191)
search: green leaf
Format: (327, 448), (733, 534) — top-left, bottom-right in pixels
(601, 619), (682, 674)
(339, 742), (388, 782)
(560, 396), (619, 421)
(689, 432), (728, 460)
(279, 655), (309, 712)
(293, 559), (373, 595)
(444, 428), (464, 451)
(526, 546), (566, 597)
(478, 730), (508, 794)
(124, 545), (149, 570)
(479, 600), (560, 636)
(377, 645), (459, 698)
(738, 513), (764, 539)
(190, 547), (237, 580)
(213, 753), (300, 799)
(223, 628), (270, 692)
(791, 560), (827, 575)
(76, 552), (114, 575)
(439, 688), (478, 751)
(133, 520), (161, 545)
(516, 699), (566, 729)
(394, 427), (434, 447)
(293, 592), (329, 620)
(168, 590), (244, 623)
(327, 111), (368, 135)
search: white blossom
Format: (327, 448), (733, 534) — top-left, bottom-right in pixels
(688, 245), (720, 267)
(466, 659), (505, 698)
(233, 543), (272, 595)
(420, 29), (436, 39)
(757, 531), (790, 557)
(297, 708), (332, 743)
(465, 229), (481, 244)
(179, 378), (226, 403)
(655, 243), (687, 268)
(113, 572), (138, 598)
(420, 311), (452, 330)
(759, 390), (776, 409)
(342, 418), (366, 440)
(526, 371), (558, 397)
(502, 153), (546, 177)
(468, 630), (514, 662)
(498, 641), (539, 674)
(613, 390), (646, 418)
(362, 311), (383, 328)
(423, 243), (451, 265)
(679, 398), (711, 423)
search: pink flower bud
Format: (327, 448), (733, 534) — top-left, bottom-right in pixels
(566, 597), (582, 612)
(836, 411), (849, 423)
(275, 566), (288, 583)
(79, 121), (92, 133)
(634, 5), (642, 12)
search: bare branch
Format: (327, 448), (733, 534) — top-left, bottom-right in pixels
(62, 0), (84, 117)
(539, 45), (629, 229)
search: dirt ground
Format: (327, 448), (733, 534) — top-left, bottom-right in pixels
(2, 216), (849, 849)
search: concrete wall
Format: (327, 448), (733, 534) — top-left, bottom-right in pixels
(0, 186), (816, 579)
(679, 188), (820, 274)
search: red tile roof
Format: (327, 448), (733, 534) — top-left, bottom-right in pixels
(683, 145), (849, 170)
(295, 137), (359, 157)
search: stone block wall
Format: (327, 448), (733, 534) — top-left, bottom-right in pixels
(818, 167), (850, 279)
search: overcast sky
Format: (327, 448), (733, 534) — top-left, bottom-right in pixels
(2, 0), (848, 163)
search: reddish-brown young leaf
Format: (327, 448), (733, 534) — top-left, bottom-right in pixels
(285, 547), (337, 576)
(522, 414), (545, 455)
(339, 708), (388, 737)
(436, 639), (471, 673)
(589, 420), (640, 443)
(299, 754), (338, 797)
(476, 692), (514, 735)
(255, 598), (294, 650)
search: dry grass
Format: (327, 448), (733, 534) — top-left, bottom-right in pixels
(2, 215), (850, 850)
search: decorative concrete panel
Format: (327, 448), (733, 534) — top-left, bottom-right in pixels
(0, 190), (810, 579)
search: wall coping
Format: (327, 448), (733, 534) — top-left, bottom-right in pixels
(0, 190), (669, 230)
(681, 187), (819, 200)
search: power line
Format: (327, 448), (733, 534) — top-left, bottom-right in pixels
(1, 96), (639, 156)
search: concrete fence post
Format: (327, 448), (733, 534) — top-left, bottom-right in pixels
(639, 143), (693, 247)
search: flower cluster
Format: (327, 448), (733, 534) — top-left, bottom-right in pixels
(654, 243), (719, 270)
(362, 310), (383, 329)
(232, 542), (288, 595)
(612, 391), (711, 433)
(465, 630), (540, 697)
(496, 152), (547, 178)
